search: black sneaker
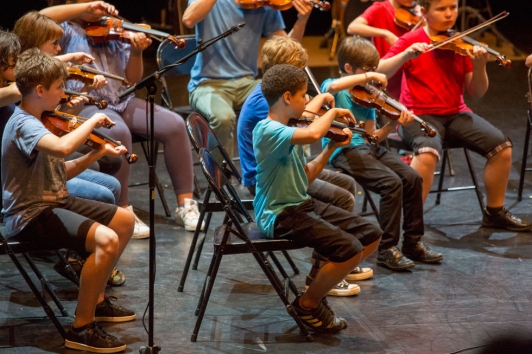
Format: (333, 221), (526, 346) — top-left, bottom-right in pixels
(95, 296), (136, 323)
(65, 321), (126, 353)
(402, 242), (444, 263)
(482, 207), (532, 232)
(289, 294), (348, 333)
(376, 246), (415, 271)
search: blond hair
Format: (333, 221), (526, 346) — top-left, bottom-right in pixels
(13, 11), (64, 53)
(261, 36), (308, 74)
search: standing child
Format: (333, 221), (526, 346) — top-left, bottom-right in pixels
(347, 0), (422, 98)
(322, 36), (443, 270)
(254, 64), (382, 332)
(378, 0), (532, 231)
(2, 48), (135, 352)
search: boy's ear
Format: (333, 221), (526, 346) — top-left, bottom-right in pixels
(421, 6), (428, 18)
(282, 91), (291, 105)
(35, 84), (45, 97)
(344, 63), (353, 74)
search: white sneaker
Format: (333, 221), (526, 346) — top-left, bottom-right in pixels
(126, 205), (150, 239)
(176, 198), (205, 231)
(345, 267), (373, 281)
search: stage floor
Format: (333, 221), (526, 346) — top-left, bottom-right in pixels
(1, 61), (532, 353)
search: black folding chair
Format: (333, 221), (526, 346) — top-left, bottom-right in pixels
(0, 229), (79, 339)
(179, 112), (299, 292)
(518, 68), (532, 201)
(191, 148), (312, 342)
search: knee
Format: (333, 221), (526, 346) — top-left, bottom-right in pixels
(97, 229), (120, 257)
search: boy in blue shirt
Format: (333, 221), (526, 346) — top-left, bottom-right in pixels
(253, 64), (382, 332)
(322, 36), (443, 270)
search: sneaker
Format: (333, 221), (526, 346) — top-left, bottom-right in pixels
(65, 321), (126, 353)
(376, 246), (415, 271)
(126, 205), (150, 239)
(482, 207), (532, 232)
(345, 267), (373, 281)
(54, 251), (126, 287)
(305, 274), (360, 297)
(176, 198), (205, 231)
(289, 294), (348, 333)
(402, 241), (443, 264)
(94, 296), (136, 323)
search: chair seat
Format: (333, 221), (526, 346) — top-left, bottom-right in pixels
(214, 222), (303, 254)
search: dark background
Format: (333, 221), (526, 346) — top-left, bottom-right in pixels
(1, 0), (531, 53)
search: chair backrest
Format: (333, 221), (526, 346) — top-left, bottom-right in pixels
(186, 112), (242, 182)
(156, 35), (197, 110)
(528, 68), (532, 113)
(199, 148), (253, 224)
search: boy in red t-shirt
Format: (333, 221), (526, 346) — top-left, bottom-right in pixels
(378, 0), (532, 232)
(347, 0), (421, 98)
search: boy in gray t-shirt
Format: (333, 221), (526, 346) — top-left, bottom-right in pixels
(2, 48), (135, 353)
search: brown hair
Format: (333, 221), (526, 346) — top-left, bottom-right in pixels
(0, 31), (21, 73)
(261, 64), (308, 107)
(417, 0), (435, 10)
(337, 36), (379, 74)
(13, 11), (64, 53)
(261, 36), (308, 74)
(15, 48), (68, 96)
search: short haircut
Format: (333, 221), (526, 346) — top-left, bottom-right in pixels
(13, 11), (64, 53)
(261, 64), (308, 107)
(337, 36), (379, 74)
(418, 0), (435, 10)
(15, 48), (67, 96)
(261, 36), (309, 74)
(0, 31), (21, 72)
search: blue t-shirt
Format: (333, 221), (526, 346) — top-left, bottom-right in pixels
(238, 83), (267, 187)
(320, 78), (376, 162)
(187, 0), (284, 92)
(1, 106), (69, 236)
(253, 119), (309, 237)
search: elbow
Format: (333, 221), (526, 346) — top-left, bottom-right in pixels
(56, 143), (77, 157)
(182, 14), (196, 29)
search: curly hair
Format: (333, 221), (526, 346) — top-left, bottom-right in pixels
(261, 64), (307, 107)
(13, 11), (64, 53)
(337, 36), (379, 74)
(261, 36), (308, 74)
(0, 31), (21, 73)
(15, 48), (68, 96)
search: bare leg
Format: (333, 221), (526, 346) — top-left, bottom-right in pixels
(410, 153), (438, 203)
(484, 147), (512, 208)
(73, 208), (134, 328)
(300, 238), (380, 309)
(177, 192), (194, 207)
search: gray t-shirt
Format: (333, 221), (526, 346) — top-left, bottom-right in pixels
(1, 106), (69, 236)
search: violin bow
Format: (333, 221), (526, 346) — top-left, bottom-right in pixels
(426, 11), (509, 53)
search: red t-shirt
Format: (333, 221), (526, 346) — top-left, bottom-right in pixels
(383, 28), (473, 116)
(360, 1), (408, 99)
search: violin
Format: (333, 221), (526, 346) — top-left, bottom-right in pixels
(60, 90), (108, 110)
(288, 117), (378, 144)
(41, 110), (138, 164)
(85, 17), (186, 47)
(350, 84), (437, 137)
(67, 65), (131, 87)
(429, 30), (511, 68)
(394, 3), (425, 31)
(238, 0), (331, 11)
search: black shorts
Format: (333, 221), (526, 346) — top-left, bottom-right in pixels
(8, 196), (118, 255)
(274, 198), (382, 263)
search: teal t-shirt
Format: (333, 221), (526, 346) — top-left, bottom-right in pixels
(320, 78), (376, 162)
(253, 119), (310, 238)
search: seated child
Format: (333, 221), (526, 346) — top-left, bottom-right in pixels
(2, 48), (135, 353)
(253, 64), (382, 332)
(322, 36), (443, 270)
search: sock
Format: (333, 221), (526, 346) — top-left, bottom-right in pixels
(72, 321), (93, 333)
(486, 206), (503, 215)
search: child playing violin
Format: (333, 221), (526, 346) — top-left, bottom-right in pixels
(378, 0), (532, 231)
(41, 1), (203, 233)
(254, 63), (382, 333)
(323, 36), (443, 270)
(2, 48), (135, 352)
(347, 0), (422, 98)
(239, 36), (368, 297)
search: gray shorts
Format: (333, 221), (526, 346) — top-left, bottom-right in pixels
(8, 196), (118, 254)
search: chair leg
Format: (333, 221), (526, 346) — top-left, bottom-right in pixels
(518, 110), (532, 201)
(280, 250), (300, 275)
(140, 141), (171, 217)
(268, 252), (300, 297)
(463, 148), (486, 212)
(55, 250), (79, 287)
(435, 150), (449, 205)
(192, 212), (213, 270)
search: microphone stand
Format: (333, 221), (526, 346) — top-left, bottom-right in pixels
(116, 22), (246, 354)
